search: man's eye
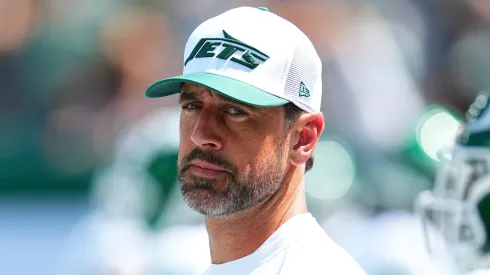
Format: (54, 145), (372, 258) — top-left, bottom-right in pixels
(226, 107), (247, 116)
(182, 102), (201, 111)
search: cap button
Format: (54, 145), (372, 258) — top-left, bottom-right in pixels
(257, 7), (268, 11)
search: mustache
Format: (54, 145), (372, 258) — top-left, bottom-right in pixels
(180, 148), (238, 175)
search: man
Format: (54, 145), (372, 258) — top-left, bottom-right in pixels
(416, 92), (490, 275)
(144, 6), (365, 275)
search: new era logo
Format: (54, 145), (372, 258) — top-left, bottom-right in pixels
(299, 82), (310, 97)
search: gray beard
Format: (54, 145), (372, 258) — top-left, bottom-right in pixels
(178, 151), (285, 216)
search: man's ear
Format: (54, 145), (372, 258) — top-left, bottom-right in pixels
(289, 113), (324, 167)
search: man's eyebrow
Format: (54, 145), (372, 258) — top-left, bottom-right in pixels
(178, 89), (260, 111)
(218, 94), (260, 111)
(178, 90), (198, 104)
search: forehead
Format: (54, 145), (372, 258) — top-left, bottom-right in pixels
(180, 83), (228, 100)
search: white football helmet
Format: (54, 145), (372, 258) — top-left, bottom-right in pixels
(416, 92), (490, 274)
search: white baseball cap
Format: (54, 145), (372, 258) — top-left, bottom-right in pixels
(145, 6), (322, 113)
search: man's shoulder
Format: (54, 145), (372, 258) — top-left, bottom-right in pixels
(277, 230), (366, 275)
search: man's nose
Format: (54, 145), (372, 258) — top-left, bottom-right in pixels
(190, 109), (223, 151)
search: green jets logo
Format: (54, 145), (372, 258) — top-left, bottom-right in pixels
(299, 82), (310, 97)
(184, 30), (269, 69)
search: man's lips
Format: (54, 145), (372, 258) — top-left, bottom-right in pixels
(188, 160), (227, 178)
(190, 160), (225, 171)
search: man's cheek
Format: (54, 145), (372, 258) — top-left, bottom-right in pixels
(179, 118), (194, 136)
(177, 146), (191, 166)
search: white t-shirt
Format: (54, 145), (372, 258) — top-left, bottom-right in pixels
(203, 213), (366, 275)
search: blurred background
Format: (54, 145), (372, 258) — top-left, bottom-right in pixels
(1, 0), (488, 274)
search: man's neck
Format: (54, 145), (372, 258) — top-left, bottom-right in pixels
(204, 168), (308, 264)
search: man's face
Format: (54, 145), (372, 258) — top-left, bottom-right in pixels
(177, 83), (290, 216)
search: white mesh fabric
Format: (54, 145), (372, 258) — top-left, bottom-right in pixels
(283, 39), (322, 113)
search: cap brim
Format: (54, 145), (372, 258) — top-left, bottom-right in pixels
(145, 72), (289, 107)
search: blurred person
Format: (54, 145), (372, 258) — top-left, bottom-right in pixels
(323, 206), (458, 275)
(59, 107), (211, 275)
(99, 4), (182, 121)
(0, 0), (35, 53)
(416, 91), (490, 275)
(144, 6), (365, 275)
